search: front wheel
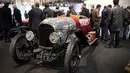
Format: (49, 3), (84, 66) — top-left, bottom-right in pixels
(64, 42), (81, 73)
(9, 34), (31, 64)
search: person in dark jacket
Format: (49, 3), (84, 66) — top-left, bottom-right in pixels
(42, 3), (53, 19)
(53, 6), (64, 17)
(28, 4), (34, 27)
(2, 3), (12, 42)
(106, 4), (112, 28)
(107, 5), (112, 16)
(90, 5), (95, 28)
(101, 6), (109, 41)
(106, 0), (125, 48)
(24, 11), (29, 19)
(13, 4), (22, 26)
(101, 6), (108, 27)
(28, 2), (42, 36)
(67, 5), (77, 16)
(80, 3), (90, 18)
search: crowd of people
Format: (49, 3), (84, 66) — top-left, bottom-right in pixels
(0, 0), (130, 49)
(90, 0), (130, 48)
(0, 2), (65, 42)
(100, 0), (130, 48)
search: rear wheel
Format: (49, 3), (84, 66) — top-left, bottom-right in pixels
(10, 34), (31, 64)
(64, 42), (80, 73)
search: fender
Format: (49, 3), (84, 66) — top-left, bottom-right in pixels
(64, 34), (80, 73)
(10, 26), (32, 38)
(75, 29), (88, 46)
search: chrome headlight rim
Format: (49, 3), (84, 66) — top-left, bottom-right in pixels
(49, 32), (60, 44)
(25, 31), (35, 41)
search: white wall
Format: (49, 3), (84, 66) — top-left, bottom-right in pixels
(119, 0), (130, 7)
(84, 0), (130, 16)
(16, 0), (59, 5)
(85, 0), (130, 7)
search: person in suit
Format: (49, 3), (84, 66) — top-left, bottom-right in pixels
(13, 4), (22, 26)
(53, 6), (64, 17)
(67, 5), (77, 16)
(80, 3), (90, 18)
(106, 0), (125, 48)
(28, 4), (35, 27)
(90, 5), (95, 28)
(24, 11), (29, 19)
(42, 3), (53, 19)
(101, 6), (109, 41)
(28, 2), (42, 36)
(2, 3), (12, 42)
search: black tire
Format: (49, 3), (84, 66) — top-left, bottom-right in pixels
(9, 34), (31, 64)
(64, 42), (80, 73)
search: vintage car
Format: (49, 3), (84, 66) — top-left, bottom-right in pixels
(59, 14), (92, 35)
(9, 15), (97, 73)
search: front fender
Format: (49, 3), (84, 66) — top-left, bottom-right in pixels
(64, 34), (81, 73)
(64, 34), (80, 63)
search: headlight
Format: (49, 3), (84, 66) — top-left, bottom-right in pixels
(25, 31), (35, 41)
(49, 32), (59, 44)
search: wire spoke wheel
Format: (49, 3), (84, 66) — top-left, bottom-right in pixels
(69, 43), (80, 73)
(16, 38), (28, 60)
(15, 37), (30, 60)
(10, 34), (31, 64)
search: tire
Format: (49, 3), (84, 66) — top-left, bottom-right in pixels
(64, 42), (80, 73)
(9, 34), (31, 64)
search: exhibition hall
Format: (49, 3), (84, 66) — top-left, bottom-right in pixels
(0, 0), (130, 73)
